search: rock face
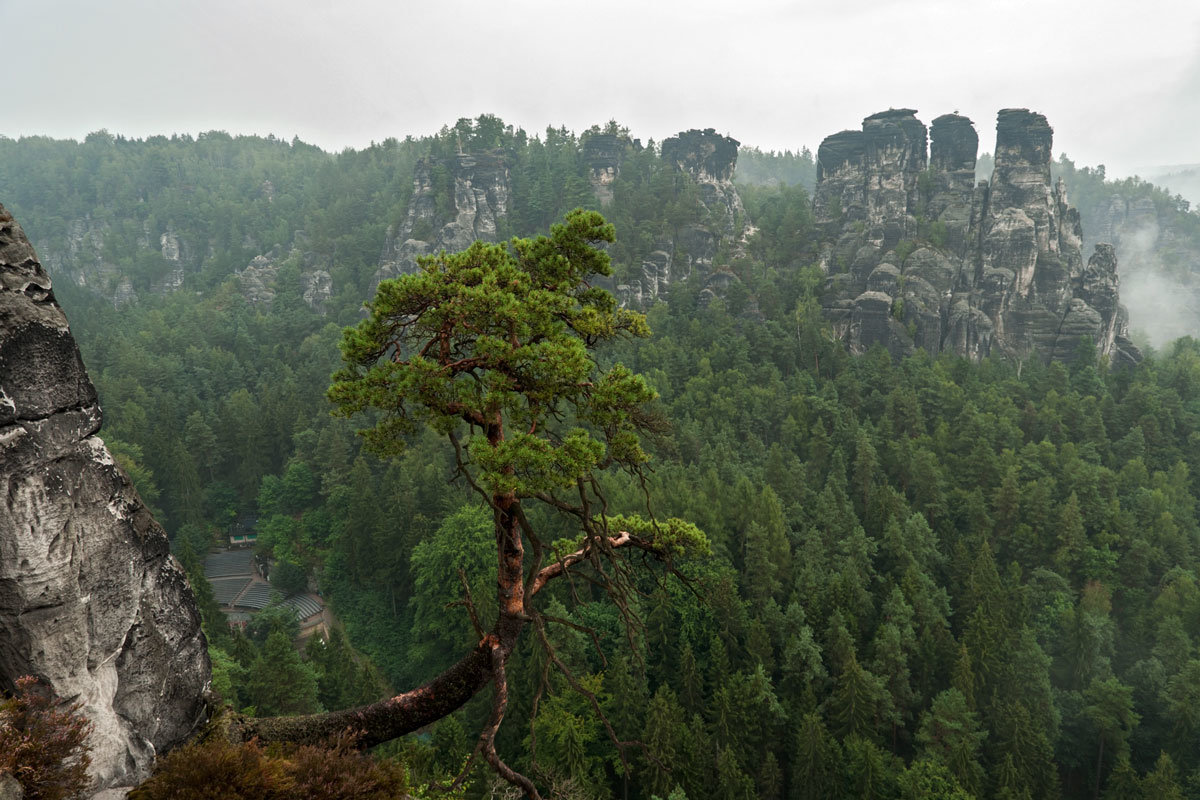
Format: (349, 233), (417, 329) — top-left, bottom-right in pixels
(582, 133), (625, 208)
(0, 203), (210, 789)
(39, 217), (126, 307)
(1084, 191), (1200, 347)
(617, 129), (751, 307)
(39, 220), (196, 309)
(814, 109), (1141, 366)
(235, 234), (333, 314)
(661, 128), (748, 246)
(376, 151), (511, 284)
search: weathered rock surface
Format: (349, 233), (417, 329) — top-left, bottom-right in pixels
(376, 151), (511, 284)
(662, 128), (748, 245)
(582, 133), (626, 207)
(39, 217), (125, 306)
(618, 129), (751, 307)
(927, 114), (979, 258)
(0, 203), (210, 789)
(38, 220), (198, 308)
(814, 109), (928, 249)
(235, 234), (332, 314)
(814, 109), (1141, 365)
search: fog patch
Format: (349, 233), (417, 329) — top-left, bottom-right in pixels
(1144, 165), (1200, 210)
(1113, 221), (1200, 348)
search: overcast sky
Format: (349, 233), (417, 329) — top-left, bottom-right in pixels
(4, 0), (1199, 177)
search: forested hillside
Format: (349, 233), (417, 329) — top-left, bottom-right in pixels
(4, 117), (1200, 799)
(1051, 155), (1200, 348)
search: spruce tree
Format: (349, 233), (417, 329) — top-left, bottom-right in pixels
(244, 629), (322, 717)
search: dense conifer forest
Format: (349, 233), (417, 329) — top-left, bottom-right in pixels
(3, 117), (1200, 799)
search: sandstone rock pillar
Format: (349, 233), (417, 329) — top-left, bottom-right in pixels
(0, 203), (210, 789)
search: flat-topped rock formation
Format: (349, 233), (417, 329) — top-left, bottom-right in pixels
(617, 129), (751, 307)
(814, 109), (1141, 366)
(375, 151), (511, 284)
(582, 133), (626, 207)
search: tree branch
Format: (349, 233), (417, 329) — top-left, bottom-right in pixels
(232, 632), (503, 749)
(456, 567), (485, 639)
(480, 638), (541, 800)
(528, 531), (666, 597)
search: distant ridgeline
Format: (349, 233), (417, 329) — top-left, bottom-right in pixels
(0, 123), (756, 319)
(813, 108), (1142, 366)
(375, 127), (753, 308)
(4, 114), (1197, 365)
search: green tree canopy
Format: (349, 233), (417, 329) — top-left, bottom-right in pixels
(240, 211), (706, 800)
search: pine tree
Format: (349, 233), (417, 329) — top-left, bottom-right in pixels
(916, 688), (987, 796)
(757, 751), (783, 800)
(1054, 492), (1088, 584)
(708, 633), (731, 696)
(1100, 756), (1140, 799)
(743, 521), (781, 610)
(853, 430), (880, 515)
(678, 713), (716, 800)
(602, 653), (647, 743)
(827, 651), (890, 743)
(989, 700), (1059, 800)
(843, 735), (897, 800)
(244, 629), (322, 717)
(951, 643), (976, 711)
(897, 759), (973, 800)
(678, 643), (705, 715)
(792, 712), (840, 800)
(1141, 752), (1185, 800)
(714, 747), (755, 800)
(640, 685), (684, 800)
(1083, 676), (1139, 800)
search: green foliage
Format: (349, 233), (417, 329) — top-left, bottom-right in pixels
(917, 689), (987, 794)
(896, 759), (973, 800)
(11, 119), (1200, 800)
(244, 629), (322, 716)
(408, 504), (497, 669)
(305, 629), (387, 712)
(329, 210), (655, 492)
(734, 146), (816, 190)
(893, 239), (918, 264)
(209, 648), (247, 707)
(270, 559), (308, 596)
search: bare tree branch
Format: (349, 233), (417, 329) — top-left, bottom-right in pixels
(480, 640), (541, 800)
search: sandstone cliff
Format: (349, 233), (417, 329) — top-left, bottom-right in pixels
(616, 129), (751, 307)
(235, 232), (333, 314)
(814, 109), (1141, 365)
(375, 151), (511, 284)
(1081, 189), (1200, 347)
(38, 218), (195, 308)
(582, 133), (625, 208)
(0, 203), (210, 789)
(34, 212), (336, 315)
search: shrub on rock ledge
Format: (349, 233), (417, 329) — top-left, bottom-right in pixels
(0, 676), (92, 800)
(128, 733), (408, 800)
